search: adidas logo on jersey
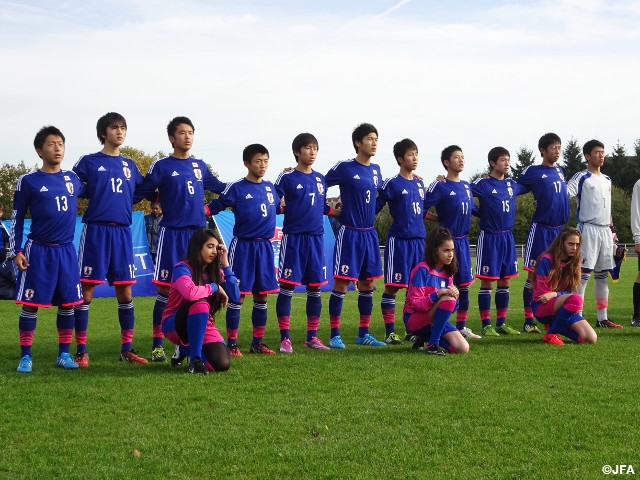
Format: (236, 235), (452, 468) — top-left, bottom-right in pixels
(401, 189), (408, 194)
(541, 174), (547, 178)
(353, 175), (360, 179)
(245, 194), (253, 199)
(40, 186), (48, 192)
(492, 189), (497, 194)
(449, 191), (456, 196)
(98, 166), (106, 172)
(296, 184), (303, 189)
(171, 171), (179, 176)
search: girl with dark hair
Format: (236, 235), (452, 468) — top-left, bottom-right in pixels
(532, 227), (597, 345)
(403, 227), (469, 355)
(161, 228), (239, 374)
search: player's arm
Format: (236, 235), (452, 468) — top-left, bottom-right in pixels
(9, 179), (29, 270)
(566, 172), (581, 199)
(632, 181), (640, 254)
(203, 167), (227, 194)
(205, 185), (234, 216)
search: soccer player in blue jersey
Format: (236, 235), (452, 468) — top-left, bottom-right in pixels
(567, 140), (622, 328)
(472, 147), (528, 336)
(424, 145), (479, 339)
(325, 123), (386, 348)
(73, 112), (147, 367)
(274, 133), (337, 353)
(207, 144), (281, 356)
(517, 133), (570, 333)
(11, 126), (85, 373)
(376, 138), (434, 344)
(139, 116), (227, 361)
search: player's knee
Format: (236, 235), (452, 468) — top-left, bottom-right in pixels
(564, 294), (583, 313)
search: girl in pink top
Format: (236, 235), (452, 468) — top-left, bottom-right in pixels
(532, 227), (597, 345)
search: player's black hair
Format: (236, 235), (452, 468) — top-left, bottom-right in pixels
(33, 126), (65, 150)
(292, 133), (318, 162)
(440, 145), (462, 170)
(167, 116), (195, 137)
(96, 112), (127, 145)
(538, 132), (561, 156)
(393, 138), (418, 166)
(351, 123), (378, 153)
(243, 143), (269, 164)
(488, 146), (510, 166)
(185, 228), (224, 315)
(583, 139), (605, 157)
(424, 227), (458, 277)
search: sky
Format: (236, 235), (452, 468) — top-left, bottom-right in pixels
(1, 0), (639, 189)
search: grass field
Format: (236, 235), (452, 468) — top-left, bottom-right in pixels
(1, 260), (639, 479)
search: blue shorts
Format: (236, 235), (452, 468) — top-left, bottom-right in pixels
(278, 233), (327, 287)
(384, 236), (424, 288)
(453, 236), (474, 287)
(524, 223), (563, 272)
(154, 226), (196, 287)
(16, 241), (83, 308)
(333, 226), (383, 281)
(78, 223), (136, 286)
(475, 230), (519, 280)
(229, 237), (279, 295)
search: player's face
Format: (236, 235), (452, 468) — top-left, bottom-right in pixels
(585, 147), (605, 169)
(541, 142), (561, 164)
(296, 144), (318, 167)
(436, 240), (455, 266)
(445, 150), (464, 173)
(200, 236), (220, 266)
(356, 133), (378, 157)
(37, 135), (65, 166)
(246, 153), (269, 180)
(151, 204), (162, 216)
(492, 155), (510, 175)
(103, 123), (127, 147)
(399, 149), (419, 171)
(170, 124), (194, 152)
(563, 235), (581, 258)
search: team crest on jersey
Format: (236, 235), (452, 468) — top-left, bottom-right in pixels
(193, 168), (202, 180)
(340, 265), (349, 275)
(266, 192), (274, 204)
(465, 185), (471, 199)
(160, 269), (169, 280)
(482, 266), (489, 274)
(507, 181), (513, 197)
(440, 280), (447, 288)
(66, 182), (74, 194)
(394, 273), (402, 282)
(123, 167), (131, 179)
(283, 268), (292, 278)
(419, 188), (424, 199)
(25, 289), (34, 300)
(373, 175), (379, 187)
(83, 266), (93, 277)
(317, 183), (324, 194)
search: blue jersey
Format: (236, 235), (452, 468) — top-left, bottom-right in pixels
(326, 159), (383, 228)
(73, 151), (144, 226)
(217, 178), (281, 239)
(517, 164), (569, 226)
(274, 169), (329, 235)
(424, 179), (474, 237)
(10, 170), (85, 254)
(471, 176), (527, 232)
(376, 175), (426, 239)
(140, 156), (225, 228)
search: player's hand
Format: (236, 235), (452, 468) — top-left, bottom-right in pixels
(436, 175), (446, 183)
(447, 285), (459, 299)
(216, 286), (229, 308)
(612, 232), (618, 243)
(217, 244), (229, 267)
(414, 173), (423, 181)
(283, 167), (293, 173)
(537, 292), (556, 304)
(14, 253), (28, 271)
(635, 244), (640, 256)
(330, 206), (341, 217)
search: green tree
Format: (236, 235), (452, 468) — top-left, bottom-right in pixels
(511, 146), (536, 179)
(560, 137), (585, 180)
(0, 161), (36, 214)
(602, 141), (636, 194)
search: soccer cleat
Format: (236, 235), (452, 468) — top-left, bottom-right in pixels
(228, 344), (243, 357)
(404, 332), (418, 342)
(249, 342), (276, 355)
(188, 358), (209, 375)
(523, 323), (541, 334)
(595, 319), (623, 329)
(412, 337), (425, 350)
(120, 349), (149, 364)
(56, 352), (79, 369)
(459, 327), (481, 339)
(171, 344), (187, 366)
(279, 338), (293, 354)
(74, 352), (89, 369)
(385, 332), (404, 345)
(329, 336), (346, 349)
(496, 324), (521, 335)
(481, 325), (500, 337)
(355, 333), (387, 347)
(304, 337), (330, 350)
(631, 317), (640, 327)
(151, 346), (167, 362)
(542, 333), (565, 345)
(425, 344), (446, 356)
(17, 355), (32, 373)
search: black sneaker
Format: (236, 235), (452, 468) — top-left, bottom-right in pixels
(425, 344), (446, 356)
(188, 358), (209, 375)
(631, 317), (640, 327)
(171, 344), (187, 366)
(412, 337), (425, 350)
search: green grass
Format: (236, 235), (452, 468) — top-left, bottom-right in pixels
(1, 261), (639, 479)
